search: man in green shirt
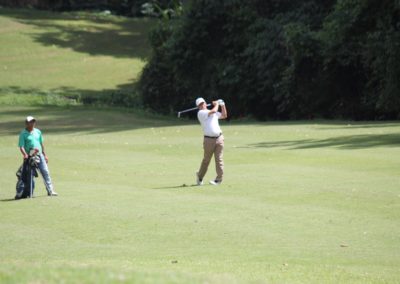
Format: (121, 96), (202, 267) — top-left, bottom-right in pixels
(18, 116), (58, 196)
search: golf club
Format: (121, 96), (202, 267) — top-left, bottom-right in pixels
(177, 103), (211, 118)
(30, 164), (33, 198)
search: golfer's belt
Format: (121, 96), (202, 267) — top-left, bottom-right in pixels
(204, 133), (222, 139)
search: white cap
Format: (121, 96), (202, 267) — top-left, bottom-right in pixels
(25, 116), (36, 122)
(196, 97), (206, 106)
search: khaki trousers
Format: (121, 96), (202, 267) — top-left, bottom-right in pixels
(198, 135), (224, 182)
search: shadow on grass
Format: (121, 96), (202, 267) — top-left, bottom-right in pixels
(0, 104), (186, 136)
(0, 198), (16, 202)
(0, 8), (156, 59)
(316, 124), (400, 130)
(0, 195), (48, 202)
(152, 184), (199, 190)
(0, 82), (139, 102)
(245, 133), (400, 150)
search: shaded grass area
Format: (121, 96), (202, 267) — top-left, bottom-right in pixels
(0, 8), (155, 106)
(0, 8), (153, 59)
(0, 105), (182, 136)
(1, 105), (400, 283)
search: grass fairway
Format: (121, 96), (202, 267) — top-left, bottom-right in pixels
(0, 106), (399, 283)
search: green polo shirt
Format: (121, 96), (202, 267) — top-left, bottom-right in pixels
(18, 128), (43, 154)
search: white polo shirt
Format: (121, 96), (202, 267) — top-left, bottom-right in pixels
(197, 110), (222, 137)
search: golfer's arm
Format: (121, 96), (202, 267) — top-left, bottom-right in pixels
(208, 103), (219, 116)
(220, 105), (228, 120)
(19, 147), (28, 157)
(41, 143), (47, 156)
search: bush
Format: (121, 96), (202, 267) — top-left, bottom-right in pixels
(140, 0), (400, 120)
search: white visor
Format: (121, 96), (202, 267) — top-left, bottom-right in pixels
(195, 97), (206, 106)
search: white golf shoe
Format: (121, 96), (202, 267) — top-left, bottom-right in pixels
(209, 180), (222, 186)
(48, 190), (58, 196)
(196, 172), (203, 186)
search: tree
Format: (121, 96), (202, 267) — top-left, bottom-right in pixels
(140, 0), (400, 119)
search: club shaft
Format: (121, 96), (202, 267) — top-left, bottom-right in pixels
(30, 167), (33, 198)
(179, 103), (211, 114)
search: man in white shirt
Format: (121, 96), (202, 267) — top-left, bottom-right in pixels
(195, 97), (228, 186)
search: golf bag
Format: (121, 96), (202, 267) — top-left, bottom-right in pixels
(15, 154), (40, 199)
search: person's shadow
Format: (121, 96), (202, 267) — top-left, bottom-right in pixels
(152, 184), (199, 190)
(0, 198), (16, 202)
(0, 195), (48, 202)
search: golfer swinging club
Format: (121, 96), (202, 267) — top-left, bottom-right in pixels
(18, 116), (58, 196)
(195, 98), (228, 186)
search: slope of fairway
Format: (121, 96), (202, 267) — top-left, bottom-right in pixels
(0, 8), (154, 105)
(0, 105), (399, 283)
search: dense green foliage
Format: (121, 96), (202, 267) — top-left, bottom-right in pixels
(140, 0), (400, 120)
